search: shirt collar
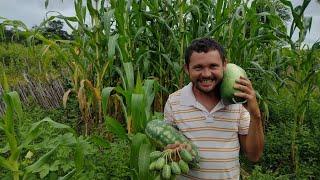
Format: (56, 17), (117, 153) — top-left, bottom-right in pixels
(180, 82), (197, 106)
(180, 82), (227, 113)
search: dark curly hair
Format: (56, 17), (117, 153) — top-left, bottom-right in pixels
(184, 37), (226, 66)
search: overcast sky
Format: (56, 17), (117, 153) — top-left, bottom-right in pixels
(0, 0), (319, 45)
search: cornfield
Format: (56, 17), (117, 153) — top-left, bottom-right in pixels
(1, 0), (319, 179)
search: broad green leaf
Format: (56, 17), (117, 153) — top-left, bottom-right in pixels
(134, 71), (143, 94)
(74, 143), (84, 171)
(138, 142), (152, 180)
(7, 91), (23, 121)
(311, 42), (320, 50)
(0, 156), (15, 171)
(134, 27), (146, 41)
(29, 117), (74, 134)
(0, 68), (9, 93)
(90, 135), (110, 148)
(39, 164), (50, 178)
(101, 87), (115, 117)
(280, 0), (293, 9)
(2, 93), (19, 156)
(87, 0), (99, 20)
(75, 0), (84, 24)
(115, 67), (127, 90)
(143, 80), (155, 110)
(58, 169), (76, 180)
(108, 34), (119, 60)
(25, 145), (58, 174)
(105, 116), (127, 140)
(124, 62), (135, 90)
(130, 133), (149, 172)
(20, 118), (74, 149)
(114, 94), (129, 126)
(61, 133), (79, 146)
(131, 93), (146, 133)
(102, 9), (115, 39)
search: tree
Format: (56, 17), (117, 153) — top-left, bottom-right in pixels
(42, 20), (72, 40)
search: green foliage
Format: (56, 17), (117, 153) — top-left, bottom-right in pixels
(0, 42), (65, 85)
(77, 139), (131, 180)
(0, 72), (93, 179)
(246, 166), (291, 180)
(243, 88), (320, 179)
(1, 0), (320, 179)
(130, 133), (154, 180)
(0, 89), (131, 179)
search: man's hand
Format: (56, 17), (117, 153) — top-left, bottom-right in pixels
(233, 76), (261, 118)
(164, 142), (192, 151)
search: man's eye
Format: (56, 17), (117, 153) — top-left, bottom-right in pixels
(210, 65), (217, 69)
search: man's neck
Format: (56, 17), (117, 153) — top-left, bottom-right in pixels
(192, 85), (220, 112)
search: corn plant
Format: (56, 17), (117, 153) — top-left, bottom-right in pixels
(32, 0), (118, 135)
(260, 0), (319, 176)
(101, 62), (158, 179)
(102, 62), (157, 135)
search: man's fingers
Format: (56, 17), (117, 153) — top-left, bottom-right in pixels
(165, 143), (180, 149)
(236, 77), (252, 88)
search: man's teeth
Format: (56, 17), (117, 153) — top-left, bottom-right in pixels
(201, 79), (213, 83)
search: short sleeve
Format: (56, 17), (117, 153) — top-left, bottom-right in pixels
(238, 105), (250, 135)
(164, 98), (175, 125)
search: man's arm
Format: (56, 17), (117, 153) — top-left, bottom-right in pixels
(235, 76), (264, 162)
(239, 114), (264, 162)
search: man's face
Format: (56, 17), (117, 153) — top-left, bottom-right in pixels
(185, 50), (226, 94)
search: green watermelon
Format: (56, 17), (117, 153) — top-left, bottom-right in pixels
(220, 63), (248, 104)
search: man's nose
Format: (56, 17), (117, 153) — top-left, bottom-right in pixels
(201, 68), (211, 77)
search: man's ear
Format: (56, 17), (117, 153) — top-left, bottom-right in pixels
(184, 64), (189, 75)
(223, 59), (228, 70)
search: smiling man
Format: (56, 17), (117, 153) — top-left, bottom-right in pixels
(164, 37), (264, 179)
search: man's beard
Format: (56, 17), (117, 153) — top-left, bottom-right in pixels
(193, 77), (222, 95)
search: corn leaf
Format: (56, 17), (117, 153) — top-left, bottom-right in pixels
(143, 80), (155, 112)
(63, 89), (72, 108)
(114, 94), (129, 126)
(0, 67), (9, 93)
(74, 143), (84, 172)
(130, 133), (149, 175)
(87, 0), (99, 20)
(138, 142), (152, 180)
(108, 34), (118, 60)
(2, 93), (18, 155)
(7, 91), (23, 121)
(124, 62), (135, 90)
(102, 9), (114, 40)
(105, 116), (127, 140)
(20, 117), (75, 149)
(0, 156), (15, 171)
(131, 93), (146, 133)
(30, 117), (74, 133)
(134, 71), (143, 94)
(101, 87), (115, 117)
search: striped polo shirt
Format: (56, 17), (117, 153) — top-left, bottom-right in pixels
(164, 83), (250, 180)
